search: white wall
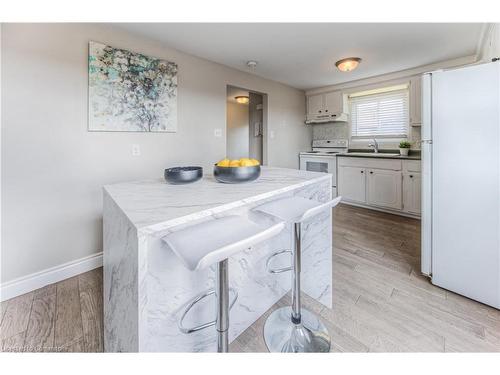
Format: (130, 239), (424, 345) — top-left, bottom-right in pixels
(478, 23), (500, 62)
(306, 55), (478, 150)
(248, 92), (264, 162)
(226, 101), (249, 159)
(311, 76), (421, 149)
(1, 23), (309, 284)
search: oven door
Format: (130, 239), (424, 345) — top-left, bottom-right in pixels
(299, 155), (337, 195)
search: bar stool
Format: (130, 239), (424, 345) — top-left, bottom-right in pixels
(162, 215), (285, 352)
(253, 195), (342, 352)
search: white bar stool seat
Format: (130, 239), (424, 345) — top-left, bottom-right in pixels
(252, 196), (335, 224)
(162, 215), (285, 352)
(253, 195), (342, 353)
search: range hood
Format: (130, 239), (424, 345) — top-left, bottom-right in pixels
(305, 112), (349, 124)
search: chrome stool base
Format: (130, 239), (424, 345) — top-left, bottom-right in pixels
(263, 306), (331, 353)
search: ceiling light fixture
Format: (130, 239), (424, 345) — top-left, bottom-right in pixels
(335, 57), (362, 72)
(235, 96), (249, 104)
(246, 60), (258, 68)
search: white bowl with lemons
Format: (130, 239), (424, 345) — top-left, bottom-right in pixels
(213, 158), (261, 183)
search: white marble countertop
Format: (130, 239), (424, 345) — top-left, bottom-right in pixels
(104, 167), (331, 232)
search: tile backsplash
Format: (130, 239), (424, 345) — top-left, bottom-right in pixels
(312, 123), (349, 140)
(410, 126), (421, 149)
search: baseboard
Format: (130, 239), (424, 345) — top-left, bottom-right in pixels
(341, 201), (421, 219)
(0, 252), (103, 302)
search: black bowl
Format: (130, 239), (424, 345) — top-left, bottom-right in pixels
(213, 165), (261, 183)
(164, 166), (203, 184)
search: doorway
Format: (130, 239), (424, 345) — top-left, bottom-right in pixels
(226, 85), (266, 164)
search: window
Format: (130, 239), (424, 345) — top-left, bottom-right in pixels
(349, 84), (409, 138)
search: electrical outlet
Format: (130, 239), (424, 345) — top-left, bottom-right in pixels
(132, 144), (141, 156)
(214, 128), (222, 138)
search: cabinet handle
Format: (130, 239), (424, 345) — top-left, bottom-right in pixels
(369, 171), (373, 174)
(318, 110), (322, 113)
(360, 170), (364, 174)
(410, 175), (413, 178)
(325, 109), (329, 112)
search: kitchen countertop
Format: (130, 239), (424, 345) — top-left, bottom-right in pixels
(338, 150), (421, 160)
(104, 166), (332, 232)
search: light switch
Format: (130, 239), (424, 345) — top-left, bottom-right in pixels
(132, 144), (141, 156)
(270, 130), (276, 139)
(214, 128), (222, 138)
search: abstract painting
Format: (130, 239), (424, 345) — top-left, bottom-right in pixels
(88, 41), (177, 132)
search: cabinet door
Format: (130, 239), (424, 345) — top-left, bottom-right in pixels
(324, 91), (343, 114)
(410, 77), (422, 125)
(366, 169), (402, 210)
(307, 94), (324, 116)
(403, 172), (421, 214)
(338, 166), (366, 203)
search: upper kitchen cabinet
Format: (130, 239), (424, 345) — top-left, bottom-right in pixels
(324, 91), (343, 114)
(307, 94), (324, 116)
(409, 76), (422, 126)
(305, 91), (348, 124)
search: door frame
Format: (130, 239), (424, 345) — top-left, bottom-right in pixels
(226, 85), (268, 165)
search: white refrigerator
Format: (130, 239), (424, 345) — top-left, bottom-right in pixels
(421, 61), (500, 309)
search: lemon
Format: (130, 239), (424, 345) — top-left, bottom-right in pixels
(229, 160), (241, 167)
(239, 159), (254, 167)
(217, 158), (230, 167)
(250, 159), (260, 166)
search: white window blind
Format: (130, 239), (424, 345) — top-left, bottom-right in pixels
(350, 86), (409, 138)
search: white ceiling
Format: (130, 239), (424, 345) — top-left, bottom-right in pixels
(117, 23), (485, 90)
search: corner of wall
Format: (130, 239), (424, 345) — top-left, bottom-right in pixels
(477, 23), (500, 63)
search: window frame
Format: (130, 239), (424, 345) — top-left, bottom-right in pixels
(348, 84), (410, 139)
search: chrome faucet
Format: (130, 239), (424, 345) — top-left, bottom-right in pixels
(368, 139), (379, 153)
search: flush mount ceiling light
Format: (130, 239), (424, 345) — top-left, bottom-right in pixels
(335, 57), (362, 72)
(246, 60), (258, 68)
(235, 96), (249, 104)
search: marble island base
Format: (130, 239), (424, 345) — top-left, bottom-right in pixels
(103, 167), (333, 352)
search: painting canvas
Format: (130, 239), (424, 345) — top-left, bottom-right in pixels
(88, 41), (177, 132)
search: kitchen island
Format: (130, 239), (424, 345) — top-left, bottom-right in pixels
(103, 167), (333, 352)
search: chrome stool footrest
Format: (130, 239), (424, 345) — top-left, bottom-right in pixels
(178, 287), (238, 334)
(266, 249), (292, 274)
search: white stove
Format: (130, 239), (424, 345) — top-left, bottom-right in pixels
(299, 139), (348, 197)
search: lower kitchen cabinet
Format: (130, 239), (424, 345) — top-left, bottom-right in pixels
(337, 156), (421, 217)
(402, 172), (421, 214)
(337, 166), (366, 203)
(367, 169), (402, 210)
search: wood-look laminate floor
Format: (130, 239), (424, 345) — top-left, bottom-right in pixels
(1, 204), (499, 352)
(0, 268), (103, 352)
